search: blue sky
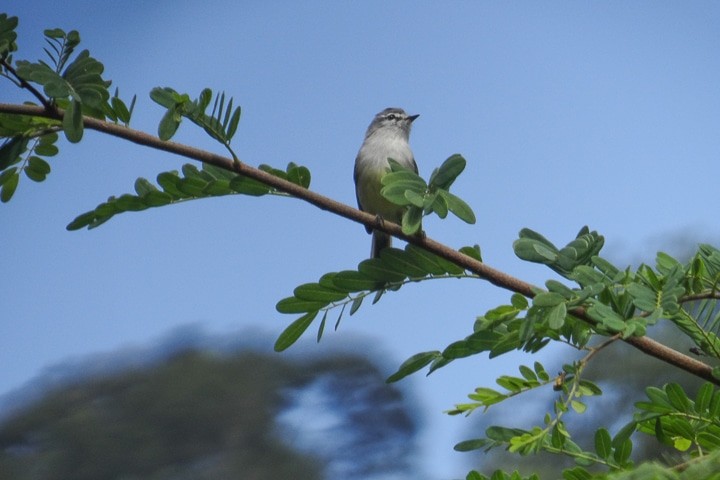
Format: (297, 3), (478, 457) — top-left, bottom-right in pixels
(3, 2), (720, 478)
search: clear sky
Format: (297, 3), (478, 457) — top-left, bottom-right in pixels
(3, 2), (720, 478)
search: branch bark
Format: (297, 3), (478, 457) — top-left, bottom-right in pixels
(1, 102), (716, 385)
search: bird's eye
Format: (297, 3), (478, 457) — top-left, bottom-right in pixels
(386, 114), (396, 120)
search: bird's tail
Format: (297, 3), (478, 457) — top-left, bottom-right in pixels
(371, 230), (392, 259)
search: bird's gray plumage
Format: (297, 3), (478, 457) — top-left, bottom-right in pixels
(354, 108), (419, 258)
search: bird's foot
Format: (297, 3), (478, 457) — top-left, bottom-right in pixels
(374, 214), (385, 229)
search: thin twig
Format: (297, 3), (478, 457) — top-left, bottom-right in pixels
(681, 292), (720, 303)
(0, 60), (56, 111)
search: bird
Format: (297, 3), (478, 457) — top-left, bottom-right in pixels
(354, 107), (419, 258)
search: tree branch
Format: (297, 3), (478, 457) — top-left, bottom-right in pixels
(0, 102), (716, 385)
(681, 292), (720, 303)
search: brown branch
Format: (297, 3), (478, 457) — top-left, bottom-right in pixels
(1, 102), (717, 385)
(681, 292), (720, 303)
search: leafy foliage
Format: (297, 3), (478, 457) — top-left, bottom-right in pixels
(382, 154), (476, 234)
(379, 235), (720, 479)
(150, 87), (242, 160)
(0, 127), (59, 202)
(0, 13), (18, 59)
(0, 20), (134, 201)
(67, 161), (311, 230)
(16, 40), (110, 141)
(273, 243), (482, 352)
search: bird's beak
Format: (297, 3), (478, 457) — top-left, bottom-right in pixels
(408, 114), (420, 123)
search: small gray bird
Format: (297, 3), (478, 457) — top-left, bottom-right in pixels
(354, 107), (419, 258)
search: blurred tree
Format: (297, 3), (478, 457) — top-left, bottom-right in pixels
(0, 349), (419, 480)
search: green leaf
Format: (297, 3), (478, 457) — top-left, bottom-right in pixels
(562, 467), (593, 480)
(511, 294), (529, 310)
(429, 154), (465, 190)
(202, 179), (232, 195)
(115, 194), (147, 212)
(226, 106), (241, 140)
(438, 189), (476, 224)
(386, 351), (441, 382)
(379, 248), (428, 278)
(62, 50), (110, 108)
(460, 244), (482, 262)
(533, 292), (565, 307)
(63, 99), (83, 143)
(465, 471), (485, 480)
(149, 86), (181, 108)
(293, 283), (347, 303)
(0, 14), (19, 58)
(430, 192), (448, 218)
(28, 156), (50, 175)
(546, 303), (567, 330)
(357, 258), (407, 283)
(665, 383), (691, 412)
(578, 380), (602, 396)
(612, 422), (636, 448)
(513, 238), (558, 264)
(349, 296), (363, 315)
(534, 362), (549, 381)
(154, 171), (183, 198)
(401, 206), (423, 234)
(405, 245), (449, 275)
(443, 337), (486, 359)
(142, 190), (172, 207)
(178, 177), (208, 196)
(332, 270), (380, 292)
(229, 175), (271, 196)
(586, 303), (626, 332)
(24, 156), (50, 182)
(111, 96), (131, 124)
(453, 439), (490, 452)
(203, 162), (237, 181)
(518, 365), (537, 382)
(545, 280), (575, 299)
(0, 166), (17, 186)
(274, 311), (318, 351)
(34, 142), (59, 157)
(645, 386), (673, 410)
(0, 136), (28, 170)
(403, 189), (424, 208)
(613, 438), (632, 464)
(16, 61), (68, 96)
(382, 186), (418, 207)
(287, 163), (311, 188)
(695, 382), (714, 413)
(468, 387), (508, 407)
(382, 169), (427, 189)
(627, 283), (657, 312)
(570, 400), (586, 413)
(134, 177), (158, 196)
(316, 311), (327, 342)
(673, 437), (692, 452)
(275, 296), (326, 314)
(594, 428), (612, 459)
(0, 170), (19, 202)
(158, 106), (181, 140)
